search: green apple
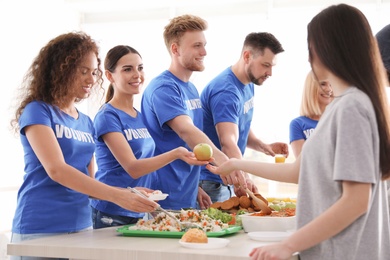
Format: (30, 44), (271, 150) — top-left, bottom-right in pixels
(193, 143), (213, 161)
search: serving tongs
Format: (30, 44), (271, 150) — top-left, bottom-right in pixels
(245, 188), (272, 215)
(127, 187), (201, 231)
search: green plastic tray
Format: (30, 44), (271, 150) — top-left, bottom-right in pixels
(117, 225), (242, 238)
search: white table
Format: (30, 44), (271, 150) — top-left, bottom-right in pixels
(7, 227), (298, 260)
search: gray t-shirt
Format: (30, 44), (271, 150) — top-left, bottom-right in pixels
(387, 180), (390, 215)
(387, 88), (390, 215)
(297, 87), (390, 259)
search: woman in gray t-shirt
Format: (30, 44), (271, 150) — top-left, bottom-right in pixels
(206, 4), (390, 260)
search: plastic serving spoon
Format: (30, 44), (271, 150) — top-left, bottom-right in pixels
(245, 188), (272, 215)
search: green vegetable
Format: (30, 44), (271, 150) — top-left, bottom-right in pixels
(237, 209), (248, 215)
(268, 201), (296, 211)
(285, 202), (296, 209)
(202, 208), (233, 223)
(269, 204), (281, 211)
(235, 215), (242, 226)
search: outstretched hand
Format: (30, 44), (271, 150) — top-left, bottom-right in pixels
(207, 159), (247, 189)
(220, 169), (247, 190)
(177, 147), (211, 166)
(205, 158), (238, 176)
(261, 142), (289, 158)
(270, 142), (289, 158)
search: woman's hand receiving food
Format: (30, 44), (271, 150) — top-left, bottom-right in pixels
(206, 158), (238, 177)
(249, 242), (295, 260)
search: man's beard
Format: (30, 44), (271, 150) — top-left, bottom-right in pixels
(184, 59), (205, 72)
(248, 69), (265, 86)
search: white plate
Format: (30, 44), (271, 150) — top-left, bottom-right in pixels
(179, 238), (230, 249)
(148, 193), (169, 201)
(248, 231), (291, 242)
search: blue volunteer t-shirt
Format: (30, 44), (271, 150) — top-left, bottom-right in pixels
(91, 104), (154, 218)
(200, 67), (254, 184)
(289, 116), (318, 143)
(141, 70), (203, 210)
(12, 101), (95, 234)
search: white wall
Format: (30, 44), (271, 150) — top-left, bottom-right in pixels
(0, 1), (81, 258)
(0, 0), (81, 234)
(80, 1), (390, 145)
(1, 0), (389, 237)
(80, 1), (390, 197)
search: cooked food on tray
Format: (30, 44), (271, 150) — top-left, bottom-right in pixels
(267, 198), (296, 212)
(210, 195), (296, 215)
(128, 209), (229, 232)
(201, 207), (235, 224)
(249, 208), (295, 217)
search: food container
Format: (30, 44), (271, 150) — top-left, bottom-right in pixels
(274, 154), (286, 163)
(240, 213), (296, 232)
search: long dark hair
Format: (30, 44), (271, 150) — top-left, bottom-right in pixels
(104, 45), (142, 103)
(308, 4), (390, 180)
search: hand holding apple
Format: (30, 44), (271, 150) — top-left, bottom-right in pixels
(193, 143), (213, 161)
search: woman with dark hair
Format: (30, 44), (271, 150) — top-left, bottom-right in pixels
(207, 4), (390, 260)
(91, 45), (208, 229)
(9, 33), (159, 259)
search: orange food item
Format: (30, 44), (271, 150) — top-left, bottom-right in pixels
(227, 213), (236, 225)
(250, 208), (296, 217)
(252, 203), (261, 212)
(181, 228), (208, 243)
(209, 192), (271, 212)
(221, 199), (234, 210)
(229, 196), (240, 207)
(210, 201), (222, 209)
(239, 196), (251, 208)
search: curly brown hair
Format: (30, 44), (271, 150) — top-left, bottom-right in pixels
(10, 31), (104, 134)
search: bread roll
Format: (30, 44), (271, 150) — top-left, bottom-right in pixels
(181, 228), (208, 243)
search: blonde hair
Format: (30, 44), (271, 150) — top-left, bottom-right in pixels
(299, 71), (322, 118)
(163, 14), (207, 53)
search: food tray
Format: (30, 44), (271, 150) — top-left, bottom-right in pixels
(117, 225), (242, 238)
